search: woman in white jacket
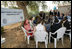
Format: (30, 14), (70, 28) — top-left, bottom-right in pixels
(33, 18), (48, 38)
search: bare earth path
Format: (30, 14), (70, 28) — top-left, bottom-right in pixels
(1, 23), (71, 48)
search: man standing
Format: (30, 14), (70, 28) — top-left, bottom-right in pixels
(56, 9), (60, 17)
(49, 10), (53, 16)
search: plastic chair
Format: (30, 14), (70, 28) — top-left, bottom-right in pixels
(21, 26), (32, 44)
(1, 37), (6, 44)
(64, 22), (71, 42)
(49, 27), (66, 48)
(64, 29), (71, 42)
(34, 31), (48, 48)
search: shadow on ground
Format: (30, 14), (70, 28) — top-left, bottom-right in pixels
(1, 27), (71, 48)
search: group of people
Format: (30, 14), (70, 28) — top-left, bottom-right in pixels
(22, 9), (71, 42)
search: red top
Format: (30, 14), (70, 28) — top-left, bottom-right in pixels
(24, 19), (33, 36)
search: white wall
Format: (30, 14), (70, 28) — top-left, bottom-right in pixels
(58, 5), (71, 14)
(1, 8), (24, 27)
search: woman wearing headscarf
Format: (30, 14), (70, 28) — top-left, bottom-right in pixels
(23, 19), (34, 36)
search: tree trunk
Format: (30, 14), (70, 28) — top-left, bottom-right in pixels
(16, 1), (29, 19)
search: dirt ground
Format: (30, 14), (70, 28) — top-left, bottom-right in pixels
(1, 23), (71, 48)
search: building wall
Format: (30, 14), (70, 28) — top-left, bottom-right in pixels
(58, 5), (71, 14)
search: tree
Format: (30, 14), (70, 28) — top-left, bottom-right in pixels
(41, 1), (48, 11)
(1, 1), (17, 8)
(16, 1), (48, 19)
(1, 1), (48, 19)
(16, 1), (29, 19)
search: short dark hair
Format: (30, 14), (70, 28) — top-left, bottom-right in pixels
(54, 18), (59, 23)
(62, 13), (64, 16)
(64, 17), (67, 20)
(29, 17), (33, 20)
(36, 17), (41, 24)
(41, 20), (45, 25)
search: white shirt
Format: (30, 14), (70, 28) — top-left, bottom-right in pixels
(34, 23), (48, 40)
(36, 23), (45, 31)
